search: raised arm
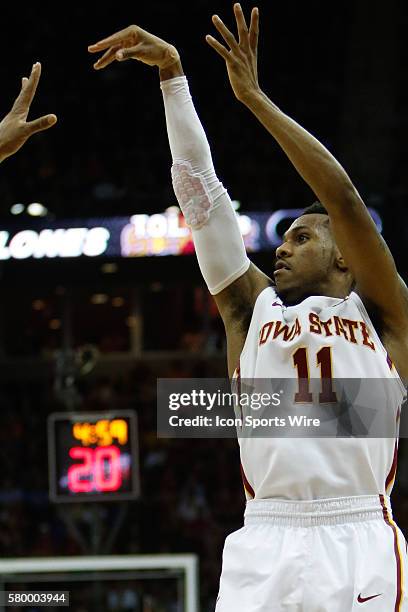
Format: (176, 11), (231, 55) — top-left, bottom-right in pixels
(0, 63), (57, 163)
(207, 3), (408, 374)
(89, 25), (272, 375)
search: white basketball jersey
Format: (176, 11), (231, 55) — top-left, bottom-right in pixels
(237, 286), (406, 501)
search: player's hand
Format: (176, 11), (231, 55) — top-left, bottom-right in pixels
(88, 25), (180, 71)
(206, 3), (260, 104)
(0, 62), (57, 163)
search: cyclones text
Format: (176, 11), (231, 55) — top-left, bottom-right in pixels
(259, 312), (375, 351)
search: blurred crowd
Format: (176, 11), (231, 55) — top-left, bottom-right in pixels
(0, 285), (225, 357)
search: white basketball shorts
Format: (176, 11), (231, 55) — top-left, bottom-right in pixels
(215, 495), (407, 611)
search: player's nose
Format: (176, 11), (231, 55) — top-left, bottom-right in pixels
(275, 241), (293, 260)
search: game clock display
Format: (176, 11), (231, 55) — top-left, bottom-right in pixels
(48, 411), (140, 502)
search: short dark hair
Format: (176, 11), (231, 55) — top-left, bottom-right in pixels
(302, 201), (356, 291)
(302, 201), (328, 216)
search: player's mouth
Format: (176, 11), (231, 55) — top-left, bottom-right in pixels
(274, 261), (291, 275)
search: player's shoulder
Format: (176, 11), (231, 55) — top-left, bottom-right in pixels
(355, 288), (408, 381)
(250, 283), (278, 313)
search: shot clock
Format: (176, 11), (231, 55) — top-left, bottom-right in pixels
(48, 411), (140, 502)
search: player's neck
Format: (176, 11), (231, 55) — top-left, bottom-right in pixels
(278, 284), (350, 306)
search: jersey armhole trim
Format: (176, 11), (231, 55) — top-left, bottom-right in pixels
(350, 291), (407, 398)
(237, 285), (277, 375)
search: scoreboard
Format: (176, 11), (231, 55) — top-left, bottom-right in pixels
(48, 411), (140, 502)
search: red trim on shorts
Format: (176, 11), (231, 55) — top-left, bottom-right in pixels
(240, 463), (255, 499)
(379, 494), (403, 611)
(385, 407), (401, 493)
(385, 439), (399, 491)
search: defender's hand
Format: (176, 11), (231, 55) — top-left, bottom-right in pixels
(206, 3), (260, 104)
(0, 62), (57, 163)
(88, 25), (180, 71)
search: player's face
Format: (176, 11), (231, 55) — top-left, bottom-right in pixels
(274, 214), (337, 304)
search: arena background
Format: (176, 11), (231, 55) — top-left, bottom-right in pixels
(0, 1), (407, 610)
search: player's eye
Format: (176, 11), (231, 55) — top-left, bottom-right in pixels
(297, 234), (309, 243)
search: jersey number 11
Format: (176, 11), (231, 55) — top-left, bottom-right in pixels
(293, 346), (338, 404)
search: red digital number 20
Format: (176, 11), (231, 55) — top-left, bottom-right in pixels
(68, 445), (122, 493)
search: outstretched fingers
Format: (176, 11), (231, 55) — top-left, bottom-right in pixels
(93, 44), (122, 70)
(211, 14), (239, 52)
(12, 62), (42, 117)
(115, 45), (143, 61)
(26, 114), (57, 136)
(205, 35), (230, 61)
(233, 3), (249, 49)
(207, 6), (257, 61)
(88, 26), (136, 53)
(249, 7), (259, 52)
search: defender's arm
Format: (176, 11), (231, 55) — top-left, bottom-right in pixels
(0, 62), (56, 163)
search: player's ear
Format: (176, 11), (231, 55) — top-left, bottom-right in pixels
(335, 252), (354, 290)
(336, 255), (348, 273)
(334, 247), (349, 273)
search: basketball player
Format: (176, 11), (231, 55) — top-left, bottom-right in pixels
(0, 62), (57, 163)
(89, 4), (408, 610)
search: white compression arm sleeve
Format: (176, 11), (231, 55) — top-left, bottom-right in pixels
(160, 76), (250, 295)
